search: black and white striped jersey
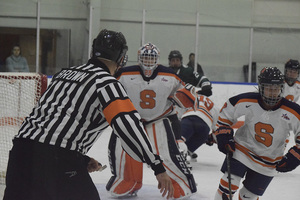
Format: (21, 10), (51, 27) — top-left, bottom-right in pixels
(15, 58), (165, 174)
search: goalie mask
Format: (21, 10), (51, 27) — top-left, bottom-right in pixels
(258, 67), (284, 106)
(284, 59), (300, 86)
(138, 43), (160, 77)
(92, 29), (128, 67)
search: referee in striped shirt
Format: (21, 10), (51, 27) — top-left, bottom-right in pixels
(3, 29), (174, 200)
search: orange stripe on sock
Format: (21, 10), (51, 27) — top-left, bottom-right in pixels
(220, 178), (239, 190)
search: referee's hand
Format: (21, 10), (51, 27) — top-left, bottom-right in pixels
(87, 157), (102, 172)
(156, 172), (174, 199)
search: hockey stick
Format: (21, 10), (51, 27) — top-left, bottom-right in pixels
(221, 147), (233, 200)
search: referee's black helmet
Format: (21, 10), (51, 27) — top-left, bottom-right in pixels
(92, 29), (128, 66)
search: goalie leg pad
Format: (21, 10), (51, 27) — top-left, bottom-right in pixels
(145, 118), (197, 198)
(106, 132), (143, 197)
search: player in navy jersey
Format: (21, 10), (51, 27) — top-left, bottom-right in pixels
(213, 67), (300, 200)
(106, 43), (197, 199)
(168, 50), (212, 97)
(3, 30), (174, 200)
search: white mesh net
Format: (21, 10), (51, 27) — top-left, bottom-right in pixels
(0, 73), (47, 185)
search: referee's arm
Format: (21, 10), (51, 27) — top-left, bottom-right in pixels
(101, 83), (166, 175)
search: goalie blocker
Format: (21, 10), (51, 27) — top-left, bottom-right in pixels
(106, 117), (197, 199)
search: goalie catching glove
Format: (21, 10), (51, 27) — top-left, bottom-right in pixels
(214, 126), (235, 154)
(169, 84), (196, 109)
(276, 146), (300, 173)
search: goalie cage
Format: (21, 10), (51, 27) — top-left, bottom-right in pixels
(0, 72), (47, 185)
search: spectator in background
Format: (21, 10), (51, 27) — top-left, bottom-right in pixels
(168, 50), (212, 97)
(5, 45), (29, 72)
(187, 53), (204, 77)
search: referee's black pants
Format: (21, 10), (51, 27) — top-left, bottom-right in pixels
(3, 138), (100, 200)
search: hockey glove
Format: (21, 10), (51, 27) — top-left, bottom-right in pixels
(197, 84), (212, 97)
(214, 126), (235, 154)
(206, 133), (216, 146)
(169, 87), (196, 109)
(276, 146), (300, 173)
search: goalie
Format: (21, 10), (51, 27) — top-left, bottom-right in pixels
(106, 43), (197, 199)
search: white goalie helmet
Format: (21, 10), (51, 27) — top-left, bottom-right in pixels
(138, 43), (160, 77)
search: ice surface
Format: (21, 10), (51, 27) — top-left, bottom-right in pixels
(88, 127), (300, 200)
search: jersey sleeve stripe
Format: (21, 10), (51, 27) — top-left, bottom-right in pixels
(237, 98), (258, 104)
(103, 99), (137, 125)
(229, 94), (258, 106)
(281, 105), (300, 121)
(217, 116), (234, 126)
(116, 71), (140, 79)
(157, 72), (182, 82)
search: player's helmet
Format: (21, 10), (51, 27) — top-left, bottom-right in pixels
(258, 67), (284, 106)
(168, 50), (183, 62)
(284, 59), (300, 86)
(92, 29), (128, 67)
(138, 43), (160, 77)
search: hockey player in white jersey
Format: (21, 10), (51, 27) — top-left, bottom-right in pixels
(213, 67), (300, 200)
(282, 59), (300, 104)
(175, 88), (219, 162)
(106, 43), (197, 199)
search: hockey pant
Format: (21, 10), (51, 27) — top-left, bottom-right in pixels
(106, 118), (197, 199)
(181, 116), (210, 152)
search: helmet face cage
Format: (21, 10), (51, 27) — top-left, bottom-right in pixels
(138, 43), (160, 77)
(258, 67), (284, 106)
(284, 59), (300, 85)
(259, 83), (283, 106)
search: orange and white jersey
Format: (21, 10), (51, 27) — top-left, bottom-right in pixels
(216, 92), (300, 176)
(182, 95), (219, 131)
(116, 65), (185, 122)
(283, 81), (300, 104)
